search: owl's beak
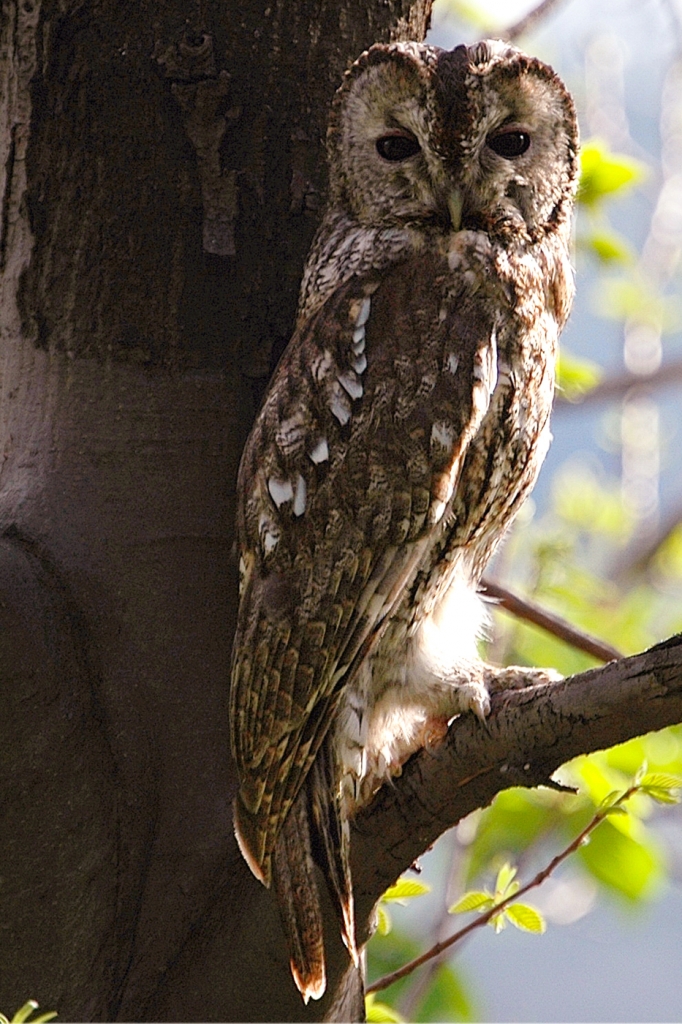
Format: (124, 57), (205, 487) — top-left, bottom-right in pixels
(448, 188), (463, 232)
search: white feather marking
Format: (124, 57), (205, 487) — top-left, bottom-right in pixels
(309, 436), (329, 464)
(258, 513), (280, 554)
(355, 296), (371, 327)
(446, 352), (459, 374)
(293, 473), (307, 517)
(351, 352), (367, 374)
(351, 336), (366, 356)
(330, 388), (351, 425)
(430, 499), (446, 524)
(338, 371), (363, 400)
(263, 530), (279, 553)
(353, 326), (365, 344)
(431, 421), (455, 451)
(267, 476), (294, 507)
(438, 305), (448, 323)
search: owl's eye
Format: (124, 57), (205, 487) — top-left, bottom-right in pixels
(376, 132), (421, 162)
(487, 129), (531, 158)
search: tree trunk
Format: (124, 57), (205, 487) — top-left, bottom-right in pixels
(5, 3), (682, 1022)
(0, 1), (431, 1020)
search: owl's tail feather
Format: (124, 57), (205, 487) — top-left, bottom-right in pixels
(272, 788), (327, 1003)
(310, 744), (359, 968)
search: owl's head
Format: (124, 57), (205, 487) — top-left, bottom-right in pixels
(327, 40), (579, 244)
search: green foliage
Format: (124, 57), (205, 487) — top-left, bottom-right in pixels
(0, 1003), (57, 1024)
(378, 876), (432, 935)
(577, 141), (645, 207)
(366, 994), (406, 1022)
(449, 863), (546, 934)
(367, 765), (682, 1019)
(382, 878), (433, 902)
(555, 352), (602, 401)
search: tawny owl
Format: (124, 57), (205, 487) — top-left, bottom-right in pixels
(230, 39), (578, 1002)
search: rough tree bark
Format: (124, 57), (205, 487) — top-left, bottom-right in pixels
(1, 1), (681, 1022)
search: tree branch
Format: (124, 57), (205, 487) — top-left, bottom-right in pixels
(351, 633), (682, 927)
(366, 779), (643, 995)
(480, 577), (623, 663)
(503, 0), (569, 41)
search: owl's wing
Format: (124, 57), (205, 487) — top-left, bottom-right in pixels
(230, 247), (499, 885)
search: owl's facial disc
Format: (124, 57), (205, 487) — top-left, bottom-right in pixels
(329, 47), (458, 230)
(454, 50), (578, 239)
(327, 41), (577, 241)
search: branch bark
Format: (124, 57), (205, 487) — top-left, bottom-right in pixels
(352, 633), (682, 924)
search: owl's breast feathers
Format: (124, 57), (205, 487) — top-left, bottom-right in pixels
(230, 231), (567, 885)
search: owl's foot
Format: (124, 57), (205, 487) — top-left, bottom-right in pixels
(454, 678), (492, 721)
(483, 664), (563, 695)
(418, 715), (450, 751)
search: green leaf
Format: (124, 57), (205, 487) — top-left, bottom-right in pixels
(598, 789), (626, 810)
(639, 772), (682, 791)
(640, 787), (680, 805)
(376, 904), (392, 936)
(11, 1006), (39, 1024)
(578, 141), (645, 206)
(495, 862), (518, 897)
(504, 902), (547, 934)
(6, 1005), (57, 1024)
(601, 804), (629, 816)
(637, 771), (682, 803)
(365, 994), (405, 1023)
(584, 229), (634, 264)
(579, 818), (661, 900)
(555, 352), (602, 401)
(449, 890), (494, 914)
(381, 877), (432, 903)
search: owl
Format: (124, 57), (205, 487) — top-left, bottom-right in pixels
(230, 39), (578, 1002)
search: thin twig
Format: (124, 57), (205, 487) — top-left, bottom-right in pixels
(480, 578), (623, 663)
(366, 786), (637, 995)
(503, 0), (568, 41)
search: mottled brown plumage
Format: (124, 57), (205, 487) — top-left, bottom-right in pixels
(230, 39), (579, 1002)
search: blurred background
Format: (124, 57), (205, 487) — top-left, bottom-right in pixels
(365, 1), (682, 1020)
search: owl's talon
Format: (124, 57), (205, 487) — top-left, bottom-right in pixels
(420, 716), (450, 751)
